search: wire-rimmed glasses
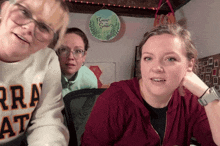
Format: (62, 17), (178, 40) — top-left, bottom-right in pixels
(58, 46), (85, 59)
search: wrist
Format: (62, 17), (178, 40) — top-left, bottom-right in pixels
(198, 87), (220, 106)
(199, 87), (210, 98)
(198, 84), (209, 97)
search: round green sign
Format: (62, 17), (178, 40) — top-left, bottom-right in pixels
(89, 9), (121, 41)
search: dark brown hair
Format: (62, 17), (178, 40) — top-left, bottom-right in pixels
(66, 27), (89, 51)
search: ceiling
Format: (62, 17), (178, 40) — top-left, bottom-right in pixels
(64, 0), (191, 18)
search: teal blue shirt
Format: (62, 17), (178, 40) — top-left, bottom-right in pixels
(61, 66), (98, 97)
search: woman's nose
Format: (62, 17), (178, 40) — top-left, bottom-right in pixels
(152, 62), (164, 73)
(67, 51), (75, 60)
(21, 21), (36, 36)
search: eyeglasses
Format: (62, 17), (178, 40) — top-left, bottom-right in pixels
(10, 3), (56, 42)
(58, 46), (85, 59)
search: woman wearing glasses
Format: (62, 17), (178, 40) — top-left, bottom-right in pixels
(0, 0), (69, 145)
(57, 27), (98, 97)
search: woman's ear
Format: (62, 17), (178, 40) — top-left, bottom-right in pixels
(187, 58), (195, 72)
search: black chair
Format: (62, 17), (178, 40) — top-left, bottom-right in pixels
(63, 88), (107, 146)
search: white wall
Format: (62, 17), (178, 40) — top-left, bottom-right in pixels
(68, 13), (154, 82)
(176, 0), (220, 58)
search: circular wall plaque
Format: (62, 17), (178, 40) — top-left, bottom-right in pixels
(89, 9), (121, 41)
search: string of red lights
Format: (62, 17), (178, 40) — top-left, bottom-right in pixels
(63, 0), (164, 10)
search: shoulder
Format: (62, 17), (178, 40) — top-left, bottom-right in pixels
(79, 66), (95, 74)
(31, 48), (61, 80)
(92, 79), (141, 121)
(99, 78), (139, 103)
(78, 66), (97, 80)
(33, 48), (58, 63)
(32, 48), (60, 69)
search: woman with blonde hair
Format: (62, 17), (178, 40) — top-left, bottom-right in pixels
(0, 0), (69, 145)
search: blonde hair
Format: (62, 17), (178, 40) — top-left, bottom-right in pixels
(49, 0), (69, 51)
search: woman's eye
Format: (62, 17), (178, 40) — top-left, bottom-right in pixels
(38, 23), (50, 33)
(20, 8), (31, 17)
(167, 57), (176, 62)
(60, 47), (68, 52)
(143, 57), (152, 61)
(60, 48), (66, 51)
(75, 50), (81, 54)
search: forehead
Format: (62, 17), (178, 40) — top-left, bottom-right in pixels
(143, 34), (186, 55)
(64, 33), (84, 45)
(15, 0), (64, 30)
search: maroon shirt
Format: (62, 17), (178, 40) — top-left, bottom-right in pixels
(81, 78), (216, 146)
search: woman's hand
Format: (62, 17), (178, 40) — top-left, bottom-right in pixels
(179, 71), (209, 98)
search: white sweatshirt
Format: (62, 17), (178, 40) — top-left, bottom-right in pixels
(0, 48), (69, 146)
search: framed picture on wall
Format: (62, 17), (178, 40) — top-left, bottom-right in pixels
(206, 67), (212, 73)
(201, 66), (205, 73)
(208, 57), (213, 65)
(205, 74), (210, 82)
(212, 68), (217, 76)
(200, 73), (204, 81)
(213, 77), (218, 85)
(203, 61), (208, 66)
(199, 53), (220, 87)
(85, 62), (116, 88)
(214, 59), (219, 67)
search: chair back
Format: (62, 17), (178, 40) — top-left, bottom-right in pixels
(63, 88), (107, 146)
